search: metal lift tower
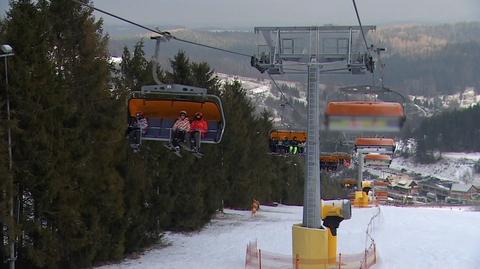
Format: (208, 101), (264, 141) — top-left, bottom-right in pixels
(252, 26), (375, 266)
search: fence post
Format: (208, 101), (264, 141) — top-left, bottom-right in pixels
(338, 253), (341, 269)
(364, 249), (367, 269)
(258, 249), (262, 269)
(373, 243), (377, 264)
(245, 244), (248, 269)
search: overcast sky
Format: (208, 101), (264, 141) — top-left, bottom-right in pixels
(1, 0), (479, 27)
(89, 0), (480, 27)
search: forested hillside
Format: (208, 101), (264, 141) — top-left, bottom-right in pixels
(107, 22), (480, 96)
(0, 1), (348, 268)
(413, 104), (480, 163)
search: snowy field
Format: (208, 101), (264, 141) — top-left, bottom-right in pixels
(99, 205), (480, 269)
(391, 153), (480, 185)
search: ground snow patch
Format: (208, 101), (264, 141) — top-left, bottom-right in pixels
(98, 205), (480, 269)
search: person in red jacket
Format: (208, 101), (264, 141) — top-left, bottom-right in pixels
(190, 112), (208, 153)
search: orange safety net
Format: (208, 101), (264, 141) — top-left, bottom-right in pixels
(245, 241), (377, 269)
(375, 191), (389, 205)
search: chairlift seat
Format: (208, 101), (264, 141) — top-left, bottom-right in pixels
(325, 101), (406, 132)
(355, 137), (396, 154)
(128, 92), (225, 144)
(364, 154), (392, 167)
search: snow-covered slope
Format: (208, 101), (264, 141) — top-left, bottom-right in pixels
(409, 88), (480, 111)
(216, 73), (307, 125)
(98, 205), (480, 269)
(391, 153), (480, 185)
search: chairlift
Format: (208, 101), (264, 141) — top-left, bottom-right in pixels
(320, 152), (352, 171)
(128, 86), (225, 145)
(324, 101), (406, 132)
(127, 36), (225, 151)
(355, 137), (396, 154)
(363, 154), (392, 167)
(269, 129), (306, 155)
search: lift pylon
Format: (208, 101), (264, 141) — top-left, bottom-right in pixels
(253, 25), (376, 268)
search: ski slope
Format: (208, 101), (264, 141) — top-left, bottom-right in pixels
(391, 154), (480, 185)
(99, 205), (480, 269)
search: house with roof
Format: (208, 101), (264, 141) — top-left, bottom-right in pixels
(387, 175), (418, 194)
(449, 183), (479, 200)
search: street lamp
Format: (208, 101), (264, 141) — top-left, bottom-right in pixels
(1, 43), (15, 269)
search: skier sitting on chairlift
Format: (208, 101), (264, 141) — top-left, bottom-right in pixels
(169, 110), (191, 153)
(280, 137), (290, 154)
(289, 136), (299, 155)
(127, 111), (149, 152)
(189, 112), (208, 153)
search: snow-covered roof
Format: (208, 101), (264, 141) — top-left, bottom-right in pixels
(450, 183), (475, 193)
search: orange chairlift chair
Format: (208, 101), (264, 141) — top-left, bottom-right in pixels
(355, 137), (396, 155)
(363, 154), (392, 168)
(128, 84), (225, 146)
(325, 101), (406, 132)
(127, 36), (225, 151)
(320, 152), (352, 171)
(269, 129), (307, 155)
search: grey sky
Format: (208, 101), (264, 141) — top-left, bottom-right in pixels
(88, 0), (480, 27)
(1, 0), (479, 27)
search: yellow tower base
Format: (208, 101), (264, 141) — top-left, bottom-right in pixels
(292, 224), (329, 269)
(326, 228), (337, 265)
(353, 191), (369, 207)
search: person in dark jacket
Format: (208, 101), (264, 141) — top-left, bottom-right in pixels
(127, 111), (149, 152)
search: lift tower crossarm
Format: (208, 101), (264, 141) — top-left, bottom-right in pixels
(254, 26), (375, 32)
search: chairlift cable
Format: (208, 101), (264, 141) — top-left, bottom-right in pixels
(267, 73), (308, 125)
(267, 73), (294, 110)
(71, 0), (253, 58)
(71, 0), (170, 36)
(351, 0), (370, 51)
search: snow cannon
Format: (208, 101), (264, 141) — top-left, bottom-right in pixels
(362, 180), (373, 194)
(353, 181), (373, 208)
(322, 199), (352, 264)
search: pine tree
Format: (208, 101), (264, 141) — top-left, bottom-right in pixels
(3, 0), (127, 267)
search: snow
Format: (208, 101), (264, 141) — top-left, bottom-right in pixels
(408, 87), (480, 111)
(391, 155), (480, 184)
(442, 152), (480, 161)
(215, 73), (307, 122)
(98, 205), (480, 269)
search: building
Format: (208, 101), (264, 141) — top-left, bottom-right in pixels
(449, 183), (479, 200)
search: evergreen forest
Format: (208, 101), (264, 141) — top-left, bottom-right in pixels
(0, 1), (346, 268)
(414, 104), (480, 163)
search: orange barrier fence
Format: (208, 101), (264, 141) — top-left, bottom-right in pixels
(245, 241), (377, 269)
(245, 207), (382, 269)
(375, 191), (389, 205)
